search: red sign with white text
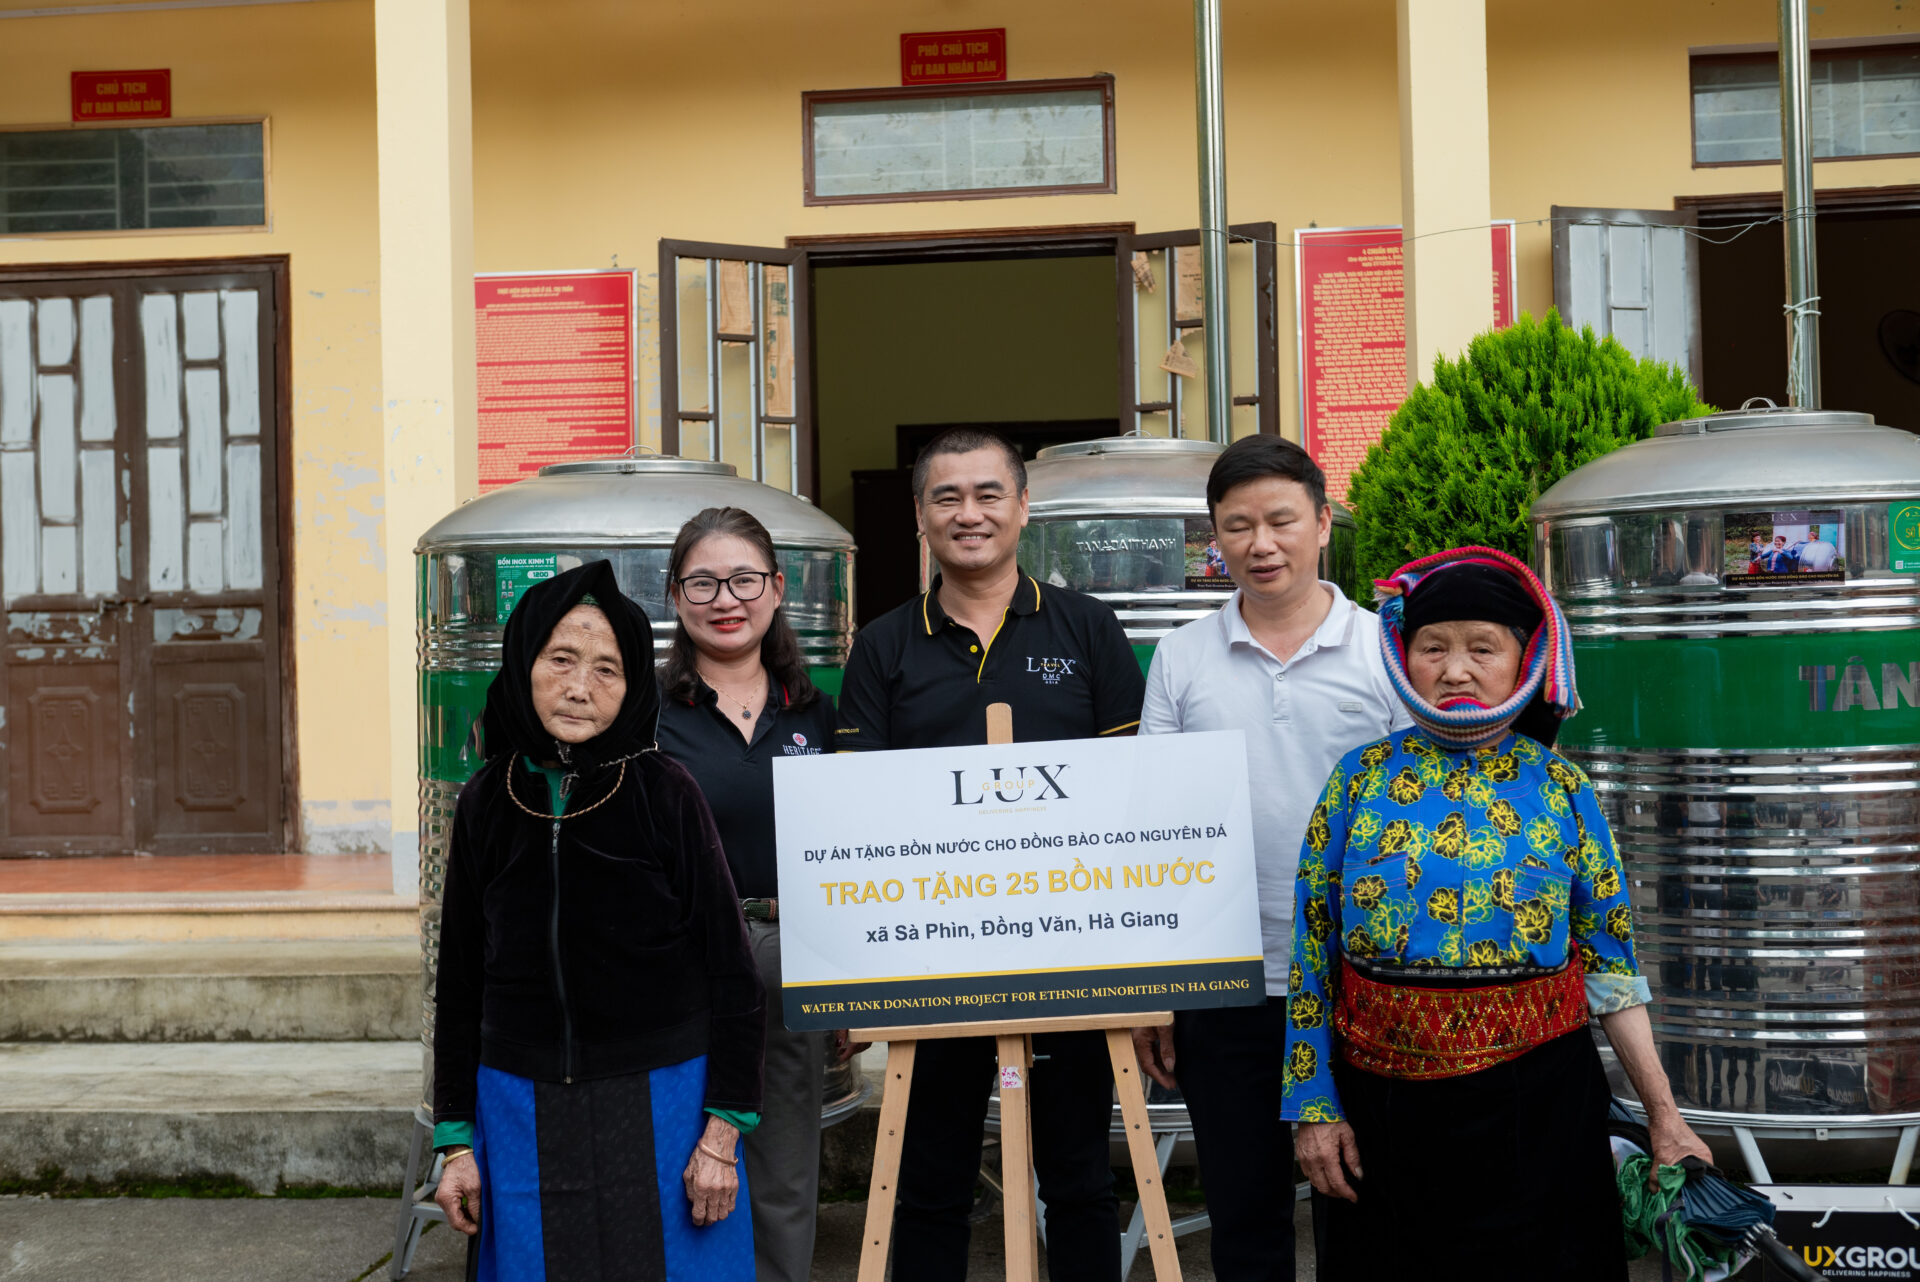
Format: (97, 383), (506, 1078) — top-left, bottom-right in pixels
(1297, 223), (1516, 504)
(71, 69), (171, 122)
(475, 271), (635, 492)
(900, 29), (1007, 85)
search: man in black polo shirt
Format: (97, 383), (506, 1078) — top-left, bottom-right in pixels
(837, 426), (1142, 1282)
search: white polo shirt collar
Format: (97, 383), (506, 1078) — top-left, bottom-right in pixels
(1217, 580), (1359, 664)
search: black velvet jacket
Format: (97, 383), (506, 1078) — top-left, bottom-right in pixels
(432, 560), (764, 1125)
(431, 753), (765, 1122)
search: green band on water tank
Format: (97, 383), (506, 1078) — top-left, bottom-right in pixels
(1562, 629), (1920, 752)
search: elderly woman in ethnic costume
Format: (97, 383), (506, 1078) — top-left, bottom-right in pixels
(431, 559), (764, 1281)
(1282, 547), (1710, 1282)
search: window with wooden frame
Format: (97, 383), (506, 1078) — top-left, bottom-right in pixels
(658, 240), (808, 495)
(1118, 224), (1279, 439)
(802, 77), (1116, 206)
(0, 120), (268, 236)
(1692, 43), (1920, 166)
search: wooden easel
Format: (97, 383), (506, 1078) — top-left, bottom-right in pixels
(850, 703), (1184, 1282)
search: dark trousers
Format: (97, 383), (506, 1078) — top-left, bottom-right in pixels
(1174, 997), (1297, 1282)
(892, 1029), (1121, 1282)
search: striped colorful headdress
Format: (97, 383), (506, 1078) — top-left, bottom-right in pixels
(1374, 546), (1579, 750)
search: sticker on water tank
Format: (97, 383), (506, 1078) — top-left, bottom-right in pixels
(1183, 518), (1234, 592)
(496, 554), (559, 619)
(1724, 510), (1844, 585)
(1891, 502), (1920, 573)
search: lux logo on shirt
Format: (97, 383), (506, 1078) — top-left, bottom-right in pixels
(1026, 656), (1077, 685)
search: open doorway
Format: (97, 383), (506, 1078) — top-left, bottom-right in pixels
(1684, 186), (1920, 428)
(657, 224), (1281, 626)
(812, 251), (1120, 624)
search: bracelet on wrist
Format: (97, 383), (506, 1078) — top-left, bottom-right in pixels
(442, 1146), (474, 1164)
(697, 1142), (738, 1166)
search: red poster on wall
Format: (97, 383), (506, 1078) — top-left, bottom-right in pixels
(1295, 223), (1516, 505)
(475, 271), (635, 492)
(71, 69), (170, 121)
(900, 29), (1007, 85)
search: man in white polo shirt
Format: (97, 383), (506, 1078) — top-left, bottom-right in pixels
(1133, 435), (1408, 1282)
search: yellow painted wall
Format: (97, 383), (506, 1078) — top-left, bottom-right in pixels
(465, 0), (1404, 446)
(1490, 0), (1920, 331)
(0, 0), (391, 853)
(3, 0), (1916, 857)
(812, 256), (1119, 531)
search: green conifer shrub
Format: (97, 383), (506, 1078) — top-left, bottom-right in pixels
(1343, 309), (1711, 595)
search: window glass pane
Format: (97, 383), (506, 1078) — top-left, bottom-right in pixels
(811, 88), (1107, 199)
(0, 123), (265, 234)
(1692, 49), (1920, 163)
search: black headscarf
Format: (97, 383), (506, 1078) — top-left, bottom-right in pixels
(1396, 560), (1563, 748)
(1400, 562), (1543, 639)
(481, 559), (660, 774)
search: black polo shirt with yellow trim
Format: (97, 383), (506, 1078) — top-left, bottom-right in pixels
(835, 571), (1144, 751)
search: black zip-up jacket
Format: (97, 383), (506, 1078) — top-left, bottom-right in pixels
(431, 750), (765, 1125)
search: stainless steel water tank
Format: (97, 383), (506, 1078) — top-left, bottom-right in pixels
(1531, 404), (1920, 1174)
(1018, 436), (1358, 655)
(414, 453), (857, 1119)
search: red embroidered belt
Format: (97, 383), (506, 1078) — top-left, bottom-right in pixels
(1333, 959), (1588, 1081)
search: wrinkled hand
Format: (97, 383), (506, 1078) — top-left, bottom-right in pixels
(1131, 1024), (1177, 1090)
(434, 1151), (483, 1236)
(1296, 1121), (1363, 1203)
(1648, 1110), (1714, 1179)
(683, 1118), (740, 1226)
(832, 1029), (872, 1065)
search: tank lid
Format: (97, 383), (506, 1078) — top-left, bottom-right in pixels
(539, 455), (738, 477)
(1025, 434), (1353, 525)
(1034, 437), (1225, 461)
(1532, 401), (1920, 519)
(416, 452), (853, 553)
(1652, 401), (1877, 438)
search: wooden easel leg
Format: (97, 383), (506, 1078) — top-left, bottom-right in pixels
(857, 1040), (917, 1282)
(1107, 1028), (1184, 1282)
(996, 1033), (1040, 1282)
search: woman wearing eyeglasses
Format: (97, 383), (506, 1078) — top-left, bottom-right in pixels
(655, 506), (842, 1282)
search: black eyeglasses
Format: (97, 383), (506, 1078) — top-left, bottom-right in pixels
(674, 571), (772, 605)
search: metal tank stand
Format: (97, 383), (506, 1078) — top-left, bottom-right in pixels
(390, 1105), (448, 1281)
(983, 1086), (1216, 1279)
(1615, 1096), (1920, 1186)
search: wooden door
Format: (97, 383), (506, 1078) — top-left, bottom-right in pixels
(0, 263), (287, 855)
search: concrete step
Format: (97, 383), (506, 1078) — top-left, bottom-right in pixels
(0, 941), (422, 1042)
(0, 890), (419, 944)
(0, 1041), (422, 1193)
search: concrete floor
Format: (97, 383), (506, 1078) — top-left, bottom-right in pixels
(0, 1194), (1725, 1280)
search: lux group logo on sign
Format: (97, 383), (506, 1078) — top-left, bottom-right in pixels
(1773, 1205), (1920, 1281)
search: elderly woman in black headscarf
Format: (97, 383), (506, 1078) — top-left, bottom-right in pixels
(430, 559), (764, 1281)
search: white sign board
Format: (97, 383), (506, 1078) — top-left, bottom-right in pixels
(772, 731), (1265, 1030)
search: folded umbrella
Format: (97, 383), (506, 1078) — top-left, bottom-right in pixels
(1607, 1101), (1824, 1282)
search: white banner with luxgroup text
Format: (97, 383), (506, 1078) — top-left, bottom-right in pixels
(772, 731), (1265, 1031)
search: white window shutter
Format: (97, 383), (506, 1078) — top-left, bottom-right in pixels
(1551, 206), (1703, 389)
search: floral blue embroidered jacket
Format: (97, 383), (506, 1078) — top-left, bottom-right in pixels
(1279, 729), (1651, 1123)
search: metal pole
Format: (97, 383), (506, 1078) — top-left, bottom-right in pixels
(1778, 0), (1821, 407)
(1193, 0), (1231, 443)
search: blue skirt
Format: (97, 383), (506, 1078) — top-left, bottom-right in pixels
(468, 1055), (754, 1282)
